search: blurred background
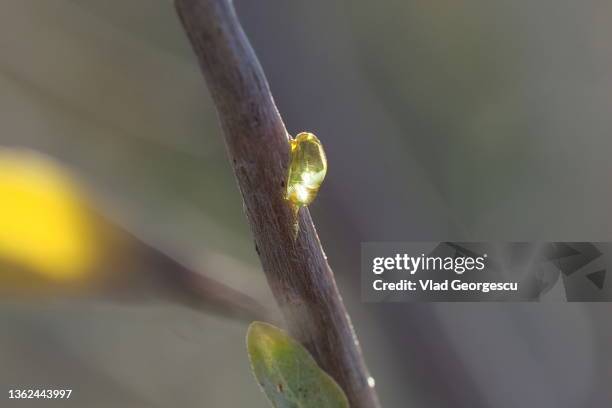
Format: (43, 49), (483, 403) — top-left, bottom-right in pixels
(1, 0), (611, 407)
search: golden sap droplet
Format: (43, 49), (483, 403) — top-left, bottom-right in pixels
(286, 132), (327, 207)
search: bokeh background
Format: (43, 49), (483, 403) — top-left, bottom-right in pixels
(1, 0), (612, 407)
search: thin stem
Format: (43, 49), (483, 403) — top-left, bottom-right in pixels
(174, 1), (381, 407)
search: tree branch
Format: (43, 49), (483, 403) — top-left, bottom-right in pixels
(174, 0), (381, 407)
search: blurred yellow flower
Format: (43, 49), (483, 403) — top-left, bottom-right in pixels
(0, 149), (97, 281)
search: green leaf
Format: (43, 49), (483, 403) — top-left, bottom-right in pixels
(246, 321), (349, 408)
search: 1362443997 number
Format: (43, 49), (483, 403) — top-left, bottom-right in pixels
(8, 389), (72, 399)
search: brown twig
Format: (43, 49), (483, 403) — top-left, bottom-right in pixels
(139, 241), (270, 322)
(174, 0), (381, 407)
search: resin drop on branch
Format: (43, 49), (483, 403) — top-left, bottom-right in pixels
(286, 132), (327, 208)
